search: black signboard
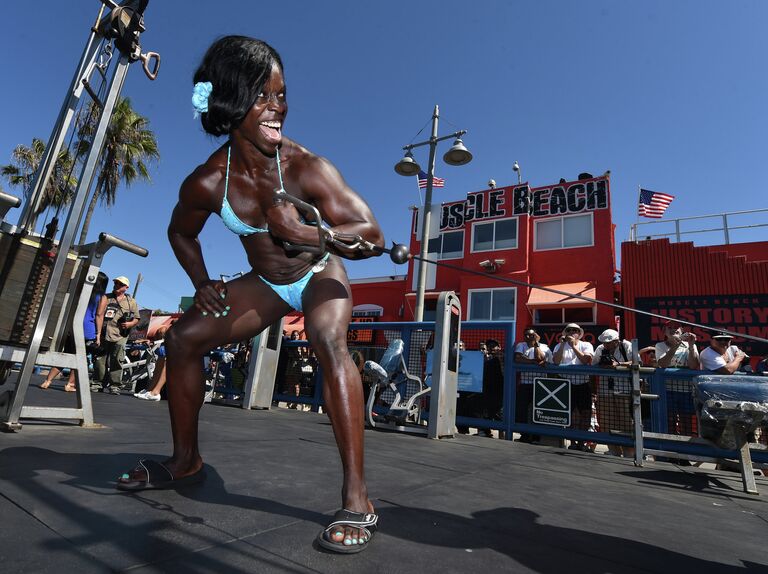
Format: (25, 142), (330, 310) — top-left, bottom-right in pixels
(635, 295), (768, 356)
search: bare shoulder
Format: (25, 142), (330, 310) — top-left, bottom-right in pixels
(178, 147), (228, 211)
(283, 140), (345, 193)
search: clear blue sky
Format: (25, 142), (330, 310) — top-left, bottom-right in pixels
(2, 1), (767, 311)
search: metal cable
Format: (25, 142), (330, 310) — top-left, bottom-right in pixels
(408, 253), (768, 344)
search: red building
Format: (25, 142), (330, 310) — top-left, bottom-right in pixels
(621, 237), (768, 358)
(349, 174), (619, 348)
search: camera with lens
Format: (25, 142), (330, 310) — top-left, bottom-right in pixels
(118, 311), (136, 336)
(598, 353), (616, 367)
(119, 311), (135, 324)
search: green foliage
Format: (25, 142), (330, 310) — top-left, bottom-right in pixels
(1, 97), (160, 241)
(0, 137), (78, 214)
(77, 97), (160, 244)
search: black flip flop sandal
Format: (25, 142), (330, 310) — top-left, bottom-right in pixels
(116, 459), (206, 492)
(316, 509), (378, 554)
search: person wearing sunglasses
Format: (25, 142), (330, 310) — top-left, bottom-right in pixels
(553, 323), (594, 450)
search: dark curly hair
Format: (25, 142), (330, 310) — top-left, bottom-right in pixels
(193, 36), (283, 136)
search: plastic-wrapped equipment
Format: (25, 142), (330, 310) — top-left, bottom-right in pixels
(693, 375), (768, 450)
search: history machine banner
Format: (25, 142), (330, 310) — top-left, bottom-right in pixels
(438, 175), (610, 231)
(635, 295), (768, 356)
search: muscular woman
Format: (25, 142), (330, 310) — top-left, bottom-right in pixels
(116, 36), (384, 554)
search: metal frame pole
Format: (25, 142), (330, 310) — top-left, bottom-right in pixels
(17, 32), (103, 232)
(3, 55), (131, 430)
(427, 291), (461, 439)
(631, 338), (644, 466)
(242, 319), (285, 409)
(414, 105), (440, 323)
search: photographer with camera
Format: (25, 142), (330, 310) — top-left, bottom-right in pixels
(553, 323), (594, 450)
(593, 329), (639, 457)
(92, 276), (140, 395)
(592, 329), (637, 369)
(655, 320), (700, 369)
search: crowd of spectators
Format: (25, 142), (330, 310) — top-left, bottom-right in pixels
(508, 320), (763, 453)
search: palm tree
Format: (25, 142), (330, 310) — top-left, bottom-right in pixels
(1, 137), (78, 215)
(76, 97), (160, 244)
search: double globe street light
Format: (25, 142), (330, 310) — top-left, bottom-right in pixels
(394, 105), (473, 322)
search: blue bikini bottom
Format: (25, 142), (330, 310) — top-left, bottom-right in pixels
(259, 254), (329, 312)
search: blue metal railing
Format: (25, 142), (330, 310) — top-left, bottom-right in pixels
(267, 321), (767, 464)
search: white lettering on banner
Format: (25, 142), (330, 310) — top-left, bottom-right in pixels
(438, 178), (609, 231)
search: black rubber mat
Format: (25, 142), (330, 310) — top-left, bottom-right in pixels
(1, 376), (766, 573)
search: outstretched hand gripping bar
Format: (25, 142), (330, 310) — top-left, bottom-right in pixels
(272, 188), (410, 263)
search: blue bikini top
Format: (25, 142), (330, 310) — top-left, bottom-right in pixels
(219, 146), (286, 236)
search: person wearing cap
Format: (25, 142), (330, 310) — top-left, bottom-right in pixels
(553, 323), (594, 449)
(655, 321), (699, 369)
(92, 275), (140, 394)
(592, 329), (637, 369)
(592, 329), (640, 457)
(699, 333), (748, 374)
(553, 323), (593, 367)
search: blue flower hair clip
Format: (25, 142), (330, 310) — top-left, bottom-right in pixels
(192, 81), (213, 117)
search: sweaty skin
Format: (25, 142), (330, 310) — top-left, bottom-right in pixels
(121, 65), (383, 546)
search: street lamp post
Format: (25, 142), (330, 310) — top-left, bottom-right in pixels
(394, 105), (472, 322)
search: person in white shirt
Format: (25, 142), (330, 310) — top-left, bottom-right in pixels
(514, 328), (553, 366)
(593, 329), (639, 457)
(553, 323), (594, 450)
(700, 333), (748, 374)
(553, 323), (594, 366)
(655, 321), (699, 369)
(514, 327), (553, 443)
(592, 329), (637, 368)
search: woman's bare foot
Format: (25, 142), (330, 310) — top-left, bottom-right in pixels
(40, 380), (52, 389)
(327, 499), (376, 547)
(118, 456), (204, 485)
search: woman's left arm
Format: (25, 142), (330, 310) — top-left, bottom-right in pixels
(266, 155), (384, 259)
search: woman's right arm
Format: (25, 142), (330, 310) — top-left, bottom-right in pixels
(168, 173), (227, 315)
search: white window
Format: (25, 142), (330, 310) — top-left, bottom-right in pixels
(471, 218), (518, 252)
(468, 288), (517, 321)
(428, 230), (464, 260)
(534, 213), (593, 251)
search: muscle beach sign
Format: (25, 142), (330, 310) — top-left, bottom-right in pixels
(438, 177), (609, 231)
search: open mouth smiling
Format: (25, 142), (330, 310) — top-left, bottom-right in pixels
(259, 120), (282, 145)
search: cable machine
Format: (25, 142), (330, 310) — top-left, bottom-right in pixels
(0, 0), (159, 431)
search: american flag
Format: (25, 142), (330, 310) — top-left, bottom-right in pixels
(418, 170), (445, 189)
(638, 188), (674, 218)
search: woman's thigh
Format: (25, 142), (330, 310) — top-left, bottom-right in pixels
(169, 271), (293, 355)
(302, 258), (353, 357)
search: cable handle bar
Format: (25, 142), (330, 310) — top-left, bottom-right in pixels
(273, 188), (409, 264)
(140, 51), (160, 80)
